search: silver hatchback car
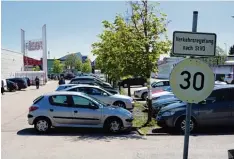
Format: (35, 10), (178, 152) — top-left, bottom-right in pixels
(28, 91), (133, 133)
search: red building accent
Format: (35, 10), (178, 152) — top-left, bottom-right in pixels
(24, 56), (42, 66)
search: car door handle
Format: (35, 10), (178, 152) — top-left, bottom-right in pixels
(74, 110), (78, 113)
(49, 109), (54, 112)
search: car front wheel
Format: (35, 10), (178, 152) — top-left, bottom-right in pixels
(104, 118), (123, 133)
(176, 117), (196, 133)
(34, 118), (51, 133)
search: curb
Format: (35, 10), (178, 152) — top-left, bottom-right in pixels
(136, 128), (171, 136)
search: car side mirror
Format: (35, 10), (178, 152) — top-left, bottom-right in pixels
(103, 93), (108, 96)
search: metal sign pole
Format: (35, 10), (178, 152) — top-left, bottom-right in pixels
(183, 11), (198, 159)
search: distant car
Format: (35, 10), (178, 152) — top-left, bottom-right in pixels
(144, 90), (175, 108)
(151, 97), (181, 117)
(70, 76), (112, 88)
(28, 91), (133, 133)
(134, 80), (170, 100)
(215, 81), (227, 85)
(64, 73), (75, 80)
(6, 80), (18, 91)
(64, 85), (134, 110)
(55, 84), (78, 91)
(69, 80), (119, 94)
(118, 77), (147, 88)
(156, 85), (234, 133)
(24, 77), (31, 86)
(7, 78), (27, 90)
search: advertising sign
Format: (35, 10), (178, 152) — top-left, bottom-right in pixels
(25, 40), (43, 51)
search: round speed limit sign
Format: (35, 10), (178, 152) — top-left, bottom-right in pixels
(170, 58), (214, 104)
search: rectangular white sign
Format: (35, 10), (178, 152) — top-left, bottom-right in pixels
(172, 31), (216, 56)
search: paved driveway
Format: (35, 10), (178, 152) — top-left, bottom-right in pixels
(2, 81), (234, 159)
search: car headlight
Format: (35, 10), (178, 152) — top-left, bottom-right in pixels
(161, 111), (175, 117)
(135, 90), (141, 93)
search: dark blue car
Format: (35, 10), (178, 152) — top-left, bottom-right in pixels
(156, 85), (234, 133)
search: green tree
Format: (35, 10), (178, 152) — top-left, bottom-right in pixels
(82, 59), (92, 73)
(75, 58), (83, 71)
(52, 59), (64, 74)
(32, 66), (40, 71)
(229, 45), (234, 55)
(216, 46), (226, 56)
(92, 0), (171, 122)
(64, 53), (82, 71)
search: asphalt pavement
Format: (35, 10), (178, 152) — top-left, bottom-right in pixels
(2, 80), (234, 159)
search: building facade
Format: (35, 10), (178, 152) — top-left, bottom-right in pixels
(1, 48), (24, 79)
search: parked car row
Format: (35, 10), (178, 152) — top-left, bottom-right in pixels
(2, 77), (31, 92)
(146, 84), (234, 133)
(28, 74), (135, 133)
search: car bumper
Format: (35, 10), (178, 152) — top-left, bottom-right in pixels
(126, 101), (135, 111)
(27, 114), (35, 125)
(156, 116), (174, 128)
(123, 117), (134, 128)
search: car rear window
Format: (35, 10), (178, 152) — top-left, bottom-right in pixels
(33, 96), (44, 104)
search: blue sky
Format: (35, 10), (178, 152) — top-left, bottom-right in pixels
(2, 1), (234, 60)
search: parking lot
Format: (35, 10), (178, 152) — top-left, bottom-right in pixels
(1, 80), (234, 159)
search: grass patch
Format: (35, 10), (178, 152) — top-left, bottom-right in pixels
(133, 115), (147, 128)
(134, 101), (144, 108)
(132, 101), (158, 135)
(138, 120), (159, 135)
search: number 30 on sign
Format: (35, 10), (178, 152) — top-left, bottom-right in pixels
(170, 58), (214, 104)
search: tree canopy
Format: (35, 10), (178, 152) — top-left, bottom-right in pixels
(64, 53), (82, 71)
(92, 1), (171, 81)
(32, 66), (40, 71)
(229, 45), (234, 55)
(82, 59), (92, 73)
(52, 59), (64, 74)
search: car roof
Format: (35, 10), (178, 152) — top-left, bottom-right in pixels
(65, 85), (100, 90)
(153, 79), (169, 82)
(58, 84), (77, 87)
(43, 91), (85, 96)
(73, 76), (95, 79)
(8, 78), (24, 80)
(153, 97), (179, 104)
(152, 91), (173, 97)
(213, 84), (234, 90)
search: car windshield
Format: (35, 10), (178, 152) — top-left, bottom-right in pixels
(85, 94), (107, 107)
